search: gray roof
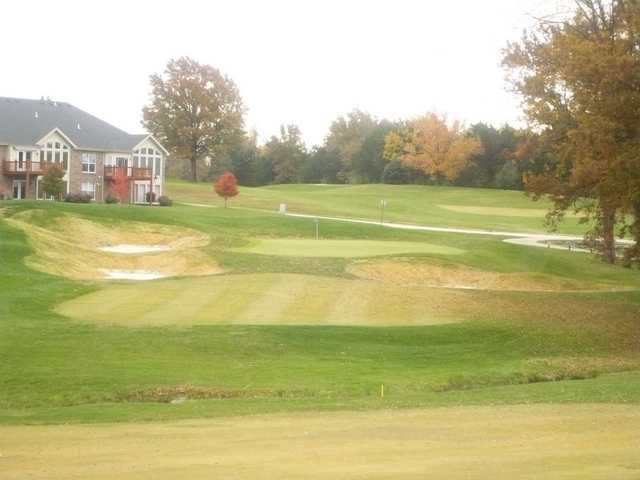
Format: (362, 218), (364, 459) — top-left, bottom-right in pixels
(0, 97), (148, 151)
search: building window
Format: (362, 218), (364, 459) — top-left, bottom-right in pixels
(41, 141), (70, 170)
(82, 153), (97, 173)
(133, 147), (162, 176)
(81, 182), (96, 200)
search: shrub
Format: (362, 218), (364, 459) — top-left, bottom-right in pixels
(105, 194), (118, 204)
(145, 191), (157, 203)
(158, 195), (172, 207)
(64, 192), (92, 203)
(41, 164), (66, 199)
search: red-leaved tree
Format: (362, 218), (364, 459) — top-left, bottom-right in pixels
(111, 169), (129, 203)
(214, 171), (239, 208)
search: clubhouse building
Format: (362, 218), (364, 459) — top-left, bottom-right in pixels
(0, 97), (168, 202)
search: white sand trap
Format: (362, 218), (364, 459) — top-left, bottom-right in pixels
(99, 244), (171, 254)
(100, 269), (166, 281)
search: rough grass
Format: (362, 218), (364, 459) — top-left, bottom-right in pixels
(348, 258), (632, 292)
(237, 238), (464, 258)
(2, 404), (640, 480)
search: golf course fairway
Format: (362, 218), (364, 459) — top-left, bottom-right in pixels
(2, 404), (639, 480)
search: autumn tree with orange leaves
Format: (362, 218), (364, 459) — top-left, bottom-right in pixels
(503, 0), (640, 264)
(384, 113), (482, 183)
(214, 171), (239, 208)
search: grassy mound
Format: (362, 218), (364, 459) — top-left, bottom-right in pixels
(348, 259), (631, 292)
(5, 210), (221, 280)
(238, 238), (464, 258)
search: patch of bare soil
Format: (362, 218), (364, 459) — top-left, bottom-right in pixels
(6, 210), (222, 280)
(348, 259), (618, 292)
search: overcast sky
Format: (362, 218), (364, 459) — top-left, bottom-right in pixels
(1, 0), (566, 146)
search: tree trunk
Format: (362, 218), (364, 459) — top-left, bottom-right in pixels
(600, 206), (616, 264)
(190, 157), (199, 182)
(224, 197), (227, 208)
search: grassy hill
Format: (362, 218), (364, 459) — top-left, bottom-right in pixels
(0, 196), (638, 427)
(167, 180), (590, 234)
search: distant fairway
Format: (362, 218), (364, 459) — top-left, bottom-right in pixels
(239, 239), (464, 257)
(167, 181), (591, 234)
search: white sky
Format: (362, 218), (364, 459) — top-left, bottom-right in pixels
(1, 0), (564, 146)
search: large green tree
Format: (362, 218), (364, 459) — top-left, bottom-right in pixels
(325, 110), (378, 183)
(456, 124), (520, 188)
(263, 125), (307, 184)
(503, 0), (640, 264)
(142, 57), (245, 182)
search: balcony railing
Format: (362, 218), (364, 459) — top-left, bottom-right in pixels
(104, 166), (152, 180)
(2, 160), (61, 175)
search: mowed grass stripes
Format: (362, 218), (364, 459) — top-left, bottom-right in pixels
(54, 273), (459, 327)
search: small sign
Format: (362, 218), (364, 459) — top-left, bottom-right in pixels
(279, 203), (287, 214)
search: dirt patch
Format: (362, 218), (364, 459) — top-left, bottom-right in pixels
(6, 210), (222, 280)
(348, 259), (620, 292)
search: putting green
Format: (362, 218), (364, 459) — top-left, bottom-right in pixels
(239, 239), (464, 257)
(55, 273), (464, 327)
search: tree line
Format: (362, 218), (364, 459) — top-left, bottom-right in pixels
(142, 0), (640, 265)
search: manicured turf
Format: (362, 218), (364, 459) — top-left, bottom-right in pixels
(0, 197), (639, 426)
(3, 404), (639, 479)
(167, 180), (591, 234)
(238, 238), (464, 257)
(55, 273), (460, 327)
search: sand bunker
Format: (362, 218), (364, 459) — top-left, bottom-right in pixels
(6, 210), (222, 281)
(348, 259), (623, 292)
(100, 244), (171, 254)
(100, 269), (166, 281)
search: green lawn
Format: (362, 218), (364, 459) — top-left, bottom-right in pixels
(167, 180), (591, 234)
(0, 196), (639, 425)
